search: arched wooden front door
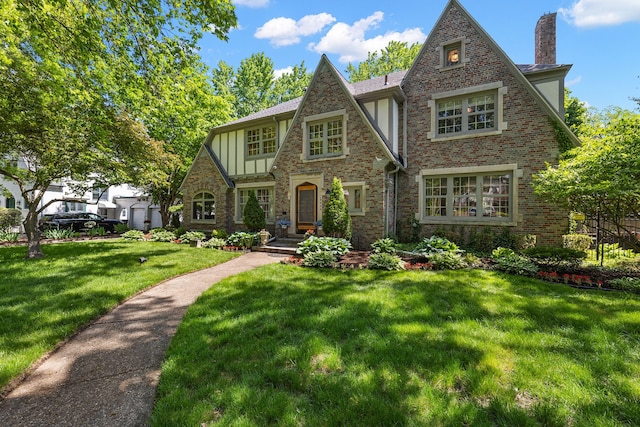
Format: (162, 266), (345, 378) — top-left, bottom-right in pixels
(296, 183), (317, 234)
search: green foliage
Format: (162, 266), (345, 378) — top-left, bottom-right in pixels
(491, 247), (539, 277)
(346, 40), (422, 82)
(211, 229), (228, 240)
(426, 252), (466, 270)
(242, 190), (266, 232)
(43, 228), (78, 240)
(202, 238), (226, 249)
(121, 230), (146, 241)
(302, 251), (337, 268)
(226, 231), (258, 249)
(564, 88), (587, 136)
(0, 231), (19, 242)
(87, 226), (107, 237)
(522, 246), (586, 269)
(178, 231), (206, 244)
(367, 253), (406, 270)
(516, 234), (537, 250)
(413, 236), (462, 256)
(371, 238), (397, 254)
(0, 208), (21, 231)
(563, 234), (592, 252)
(114, 223), (130, 234)
(296, 236), (352, 259)
(322, 177), (352, 240)
(149, 229), (177, 242)
(608, 277), (640, 291)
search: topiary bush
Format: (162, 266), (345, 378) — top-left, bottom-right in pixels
(367, 252), (406, 270)
(121, 230), (146, 241)
(242, 190), (266, 232)
(322, 177), (351, 240)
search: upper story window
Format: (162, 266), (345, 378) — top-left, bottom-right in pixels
(445, 43), (461, 67)
(301, 109), (349, 162)
(92, 187), (108, 201)
(246, 125), (277, 157)
(192, 192), (215, 221)
(436, 38), (469, 71)
(427, 82), (508, 141)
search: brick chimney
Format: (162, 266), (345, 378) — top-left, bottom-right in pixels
(535, 13), (556, 64)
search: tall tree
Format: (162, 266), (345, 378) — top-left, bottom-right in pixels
(269, 62), (313, 105)
(234, 53), (275, 118)
(0, 0), (237, 258)
(345, 41), (422, 83)
(564, 88), (588, 136)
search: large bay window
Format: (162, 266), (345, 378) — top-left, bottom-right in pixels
(301, 109), (349, 161)
(427, 82), (508, 141)
(418, 165), (520, 224)
(236, 185), (275, 223)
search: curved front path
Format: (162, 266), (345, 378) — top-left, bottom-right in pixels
(0, 251), (284, 426)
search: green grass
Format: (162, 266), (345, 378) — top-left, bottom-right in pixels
(0, 240), (240, 390)
(152, 265), (640, 426)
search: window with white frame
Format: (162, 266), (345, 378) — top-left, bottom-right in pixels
(192, 192), (215, 221)
(65, 201), (87, 212)
(420, 166), (516, 223)
(428, 82), (507, 141)
(238, 187), (274, 222)
(246, 125), (277, 157)
(301, 110), (348, 161)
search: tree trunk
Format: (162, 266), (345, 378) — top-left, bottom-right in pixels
(24, 209), (45, 259)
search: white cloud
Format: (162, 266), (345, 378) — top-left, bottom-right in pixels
(559, 0), (640, 27)
(566, 75), (583, 87)
(255, 13), (336, 47)
(274, 66), (293, 79)
(308, 12), (426, 63)
(233, 0), (270, 7)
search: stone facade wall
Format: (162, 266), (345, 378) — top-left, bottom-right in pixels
(397, 4), (567, 246)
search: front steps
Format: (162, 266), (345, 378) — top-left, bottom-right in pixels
(253, 237), (303, 256)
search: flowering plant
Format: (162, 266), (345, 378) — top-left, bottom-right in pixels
(276, 218), (291, 228)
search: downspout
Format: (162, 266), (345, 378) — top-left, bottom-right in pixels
(384, 162), (401, 238)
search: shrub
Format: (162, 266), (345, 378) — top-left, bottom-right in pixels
(413, 236), (462, 256)
(371, 238), (397, 254)
(178, 231), (206, 244)
(428, 251), (466, 270)
(296, 236), (351, 259)
(121, 230), (146, 241)
(211, 229), (228, 240)
(242, 190), (266, 232)
(114, 223), (129, 234)
(0, 231), (19, 242)
(491, 247), (539, 276)
(87, 226), (107, 237)
(226, 231), (258, 249)
(202, 237), (226, 249)
(367, 253), (406, 270)
(522, 246), (586, 268)
(302, 251), (336, 268)
(149, 229), (177, 242)
(322, 177), (351, 240)
(563, 234), (592, 252)
(43, 228), (78, 239)
(609, 277), (640, 292)
(517, 234), (537, 250)
(0, 208), (22, 231)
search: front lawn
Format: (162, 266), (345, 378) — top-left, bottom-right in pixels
(0, 240), (240, 391)
(152, 264), (640, 426)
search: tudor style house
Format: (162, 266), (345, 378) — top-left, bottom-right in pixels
(180, 0), (579, 248)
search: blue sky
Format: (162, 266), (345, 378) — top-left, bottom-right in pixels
(199, 0), (640, 111)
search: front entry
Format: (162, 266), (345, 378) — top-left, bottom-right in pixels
(296, 183), (317, 234)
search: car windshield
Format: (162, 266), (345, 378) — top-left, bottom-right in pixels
(87, 213), (102, 220)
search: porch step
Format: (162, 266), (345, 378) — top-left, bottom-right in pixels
(252, 237), (304, 256)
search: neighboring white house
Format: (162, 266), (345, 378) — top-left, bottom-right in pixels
(0, 159), (162, 231)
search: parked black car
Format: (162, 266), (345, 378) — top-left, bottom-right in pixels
(39, 212), (126, 233)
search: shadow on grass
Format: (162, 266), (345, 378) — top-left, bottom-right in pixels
(153, 266), (640, 426)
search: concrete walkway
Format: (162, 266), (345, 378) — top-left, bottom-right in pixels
(0, 251), (284, 427)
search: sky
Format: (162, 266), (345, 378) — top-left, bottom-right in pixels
(198, 0), (640, 112)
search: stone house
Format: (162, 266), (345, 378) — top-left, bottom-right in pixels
(180, 0), (579, 248)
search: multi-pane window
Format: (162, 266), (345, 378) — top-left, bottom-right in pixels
(307, 118), (343, 158)
(423, 172), (511, 221)
(92, 188), (108, 201)
(239, 188), (274, 221)
(192, 192), (215, 221)
(246, 125), (276, 157)
(65, 202), (87, 212)
(437, 92), (495, 136)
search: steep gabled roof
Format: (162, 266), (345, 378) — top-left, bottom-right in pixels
(402, 0), (580, 147)
(179, 144), (235, 192)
